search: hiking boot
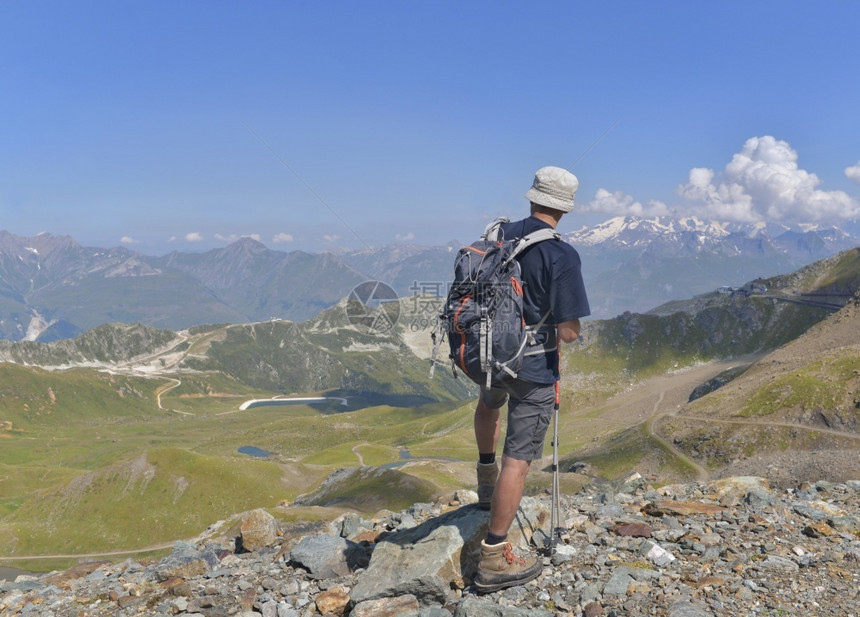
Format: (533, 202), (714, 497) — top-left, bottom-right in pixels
(476, 462), (499, 510)
(473, 540), (542, 593)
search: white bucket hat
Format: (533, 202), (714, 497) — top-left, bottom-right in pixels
(525, 166), (578, 213)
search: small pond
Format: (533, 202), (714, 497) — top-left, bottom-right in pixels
(238, 446), (274, 458)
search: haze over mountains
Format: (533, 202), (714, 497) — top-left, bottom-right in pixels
(0, 216), (856, 342)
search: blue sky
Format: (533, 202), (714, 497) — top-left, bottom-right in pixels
(2, 1), (859, 254)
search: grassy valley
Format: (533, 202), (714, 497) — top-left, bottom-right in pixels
(0, 364), (478, 568)
(0, 306), (476, 569)
(1, 249), (859, 572)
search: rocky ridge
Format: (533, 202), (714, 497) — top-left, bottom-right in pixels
(2, 476), (859, 617)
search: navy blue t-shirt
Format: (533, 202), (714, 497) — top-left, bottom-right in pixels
(498, 216), (590, 384)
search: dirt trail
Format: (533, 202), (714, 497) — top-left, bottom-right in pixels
(563, 358), (759, 479)
(646, 393), (709, 483)
(0, 542), (177, 562)
(352, 443), (369, 466)
(680, 415), (860, 441)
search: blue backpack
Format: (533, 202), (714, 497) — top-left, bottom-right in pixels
(431, 218), (560, 388)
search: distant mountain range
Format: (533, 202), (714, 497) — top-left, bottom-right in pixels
(0, 231), (367, 341)
(0, 217), (856, 341)
(565, 216), (858, 319)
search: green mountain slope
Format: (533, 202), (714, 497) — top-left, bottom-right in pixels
(1, 448), (287, 557)
(567, 248), (860, 381)
(182, 306), (470, 402)
(658, 289), (860, 485)
(0, 323), (180, 366)
(0, 364), (162, 430)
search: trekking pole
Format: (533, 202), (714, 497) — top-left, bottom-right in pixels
(550, 380), (561, 552)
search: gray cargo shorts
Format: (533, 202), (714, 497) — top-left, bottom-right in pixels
(480, 380), (556, 461)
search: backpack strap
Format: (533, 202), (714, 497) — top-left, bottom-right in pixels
(508, 228), (562, 354)
(502, 228), (561, 267)
(482, 217), (510, 242)
(524, 314), (557, 356)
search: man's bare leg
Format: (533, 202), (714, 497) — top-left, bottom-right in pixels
(488, 455), (530, 536)
(474, 453), (541, 593)
(474, 398), (501, 509)
(474, 398), (501, 453)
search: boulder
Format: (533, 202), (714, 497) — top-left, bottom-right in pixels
(43, 561), (111, 586)
(707, 476), (770, 501)
(642, 500), (726, 518)
(829, 515), (859, 532)
(290, 534), (367, 579)
(668, 598), (714, 617)
(147, 541), (219, 582)
(314, 586), (350, 616)
(336, 512), (374, 540)
(608, 522), (652, 537)
(453, 596), (553, 616)
(240, 508), (279, 551)
(350, 594), (420, 617)
(351, 498), (549, 606)
(640, 540), (676, 567)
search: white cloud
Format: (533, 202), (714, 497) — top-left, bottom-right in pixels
(678, 136), (860, 223)
(215, 233), (261, 243)
(272, 233), (294, 243)
(395, 232), (415, 242)
(186, 232), (204, 242)
(846, 161), (860, 185)
(120, 236), (140, 245)
(677, 167), (757, 222)
(168, 236), (178, 242)
(323, 234), (340, 242)
(582, 189), (670, 218)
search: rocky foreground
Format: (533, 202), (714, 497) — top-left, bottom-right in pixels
(2, 475), (859, 617)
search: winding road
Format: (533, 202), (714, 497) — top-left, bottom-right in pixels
(154, 377), (191, 415)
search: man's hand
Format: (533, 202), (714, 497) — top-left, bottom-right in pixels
(557, 319), (581, 344)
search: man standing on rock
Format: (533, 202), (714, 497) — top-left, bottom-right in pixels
(474, 166), (590, 593)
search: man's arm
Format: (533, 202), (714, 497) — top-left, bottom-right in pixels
(557, 319), (581, 344)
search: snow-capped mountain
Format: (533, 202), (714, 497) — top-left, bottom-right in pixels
(568, 216), (732, 248)
(565, 216), (858, 318)
(567, 216), (854, 255)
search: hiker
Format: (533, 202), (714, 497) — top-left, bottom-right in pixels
(474, 166), (590, 593)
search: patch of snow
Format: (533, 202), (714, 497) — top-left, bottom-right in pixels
(797, 222), (821, 232)
(748, 221), (769, 238)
